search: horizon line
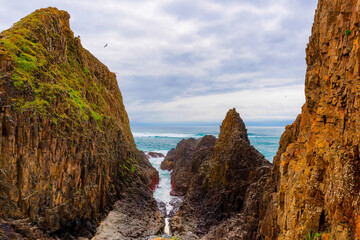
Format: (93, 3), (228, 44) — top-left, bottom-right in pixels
(130, 120), (294, 127)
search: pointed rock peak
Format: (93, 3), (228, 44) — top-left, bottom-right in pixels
(218, 108), (249, 144)
(8, 7), (71, 35)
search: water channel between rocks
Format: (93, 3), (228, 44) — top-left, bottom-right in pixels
(147, 151), (182, 236)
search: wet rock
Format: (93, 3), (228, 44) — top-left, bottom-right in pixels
(162, 135), (216, 196)
(157, 201), (167, 217)
(147, 168), (160, 192)
(168, 198), (183, 218)
(137, 152), (160, 191)
(147, 152), (165, 158)
(160, 149), (177, 171)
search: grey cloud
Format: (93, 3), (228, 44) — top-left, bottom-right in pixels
(162, 1), (220, 21)
(0, 0), (318, 124)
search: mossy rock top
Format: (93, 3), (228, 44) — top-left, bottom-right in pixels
(0, 7), (134, 143)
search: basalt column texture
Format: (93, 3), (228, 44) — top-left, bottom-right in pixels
(259, 0), (360, 239)
(171, 109), (272, 239)
(0, 7), (161, 239)
(160, 136), (217, 197)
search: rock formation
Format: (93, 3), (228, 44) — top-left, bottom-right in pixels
(147, 152), (165, 159)
(258, 0), (360, 239)
(169, 109), (272, 239)
(160, 141), (196, 171)
(0, 7), (162, 239)
(161, 136), (216, 196)
(140, 151), (160, 192)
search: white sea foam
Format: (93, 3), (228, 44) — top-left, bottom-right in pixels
(146, 150), (181, 236)
(248, 136), (279, 138)
(133, 132), (197, 138)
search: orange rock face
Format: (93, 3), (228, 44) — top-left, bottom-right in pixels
(0, 7), (161, 238)
(259, 0), (360, 239)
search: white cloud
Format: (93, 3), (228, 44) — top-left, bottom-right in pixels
(126, 84), (305, 123)
(0, 0), (318, 125)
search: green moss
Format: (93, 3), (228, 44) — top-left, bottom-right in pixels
(304, 231), (322, 240)
(170, 235), (182, 240)
(91, 110), (103, 121)
(1, 8), (116, 131)
(18, 98), (49, 115)
(131, 165), (135, 174)
(69, 89), (89, 119)
(345, 29), (352, 36)
(122, 164), (130, 171)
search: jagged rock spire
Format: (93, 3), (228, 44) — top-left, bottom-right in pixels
(218, 108), (249, 144)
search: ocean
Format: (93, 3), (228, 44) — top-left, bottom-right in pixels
(132, 125), (285, 236)
(132, 126), (284, 161)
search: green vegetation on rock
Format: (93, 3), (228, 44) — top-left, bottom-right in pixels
(0, 8), (115, 129)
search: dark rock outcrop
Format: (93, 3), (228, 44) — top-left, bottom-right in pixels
(146, 152), (165, 159)
(169, 109), (272, 239)
(160, 139), (198, 171)
(161, 136), (216, 196)
(140, 152), (160, 192)
(0, 7), (162, 239)
(258, 0), (360, 239)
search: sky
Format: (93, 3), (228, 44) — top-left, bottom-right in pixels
(0, 0), (318, 126)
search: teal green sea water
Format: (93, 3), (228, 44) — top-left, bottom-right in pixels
(132, 126), (285, 236)
(132, 126), (284, 162)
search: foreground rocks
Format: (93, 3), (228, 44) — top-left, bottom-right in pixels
(0, 7), (162, 239)
(92, 191), (164, 240)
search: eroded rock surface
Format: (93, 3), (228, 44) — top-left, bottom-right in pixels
(0, 7), (161, 239)
(161, 136), (216, 196)
(258, 0), (360, 239)
(160, 139), (198, 172)
(147, 152), (165, 159)
(169, 109), (272, 239)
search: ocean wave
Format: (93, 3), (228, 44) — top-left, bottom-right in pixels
(133, 132), (213, 138)
(248, 136), (280, 138)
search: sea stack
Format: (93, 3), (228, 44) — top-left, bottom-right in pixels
(0, 7), (162, 238)
(169, 108), (272, 239)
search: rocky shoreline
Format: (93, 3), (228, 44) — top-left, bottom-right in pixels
(2, 0), (360, 239)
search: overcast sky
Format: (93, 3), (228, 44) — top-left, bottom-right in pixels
(0, 0), (318, 126)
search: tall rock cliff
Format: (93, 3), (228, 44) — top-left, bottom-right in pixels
(259, 0), (360, 239)
(170, 109), (272, 239)
(0, 7), (162, 239)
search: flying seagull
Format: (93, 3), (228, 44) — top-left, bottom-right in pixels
(104, 43), (108, 48)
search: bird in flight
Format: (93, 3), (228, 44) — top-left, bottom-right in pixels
(104, 43), (108, 48)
